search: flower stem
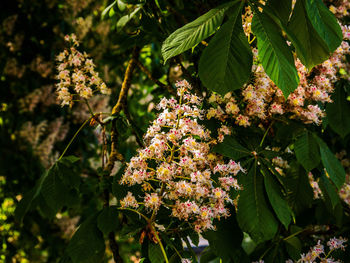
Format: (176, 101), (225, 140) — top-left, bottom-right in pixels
(58, 118), (91, 161)
(150, 224), (169, 263)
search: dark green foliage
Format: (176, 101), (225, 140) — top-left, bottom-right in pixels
(252, 9), (299, 98)
(161, 1), (236, 62)
(198, 2), (252, 94)
(97, 206), (120, 235)
(326, 81), (350, 137)
(66, 215), (106, 263)
(294, 131), (320, 171)
(237, 161), (278, 243)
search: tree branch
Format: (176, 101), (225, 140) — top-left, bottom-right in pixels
(104, 46), (141, 263)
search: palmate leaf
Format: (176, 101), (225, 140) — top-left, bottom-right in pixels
(203, 211), (248, 262)
(314, 136), (346, 189)
(15, 156), (80, 222)
(148, 243), (164, 263)
(237, 160), (278, 243)
(326, 83), (350, 138)
(263, 167), (292, 229)
(294, 131), (320, 171)
(97, 206), (120, 235)
(252, 9), (299, 98)
(319, 173), (341, 210)
(286, 0), (331, 69)
(213, 135), (251, 160)
(305, 0), (343, 52)
(15, 170), (49, 223)
(198, 2), (252, 95)
(66, 215), (105, 263)
(283, 162), (314, 214)
(161, 1), (236, 62)
(266, 0), (292, 24)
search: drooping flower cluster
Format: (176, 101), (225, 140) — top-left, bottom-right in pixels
(308, 172), (323, 200)
(337, 150), (350, 206)
(298, 237), (347, 263)
(120, 80), (244, 232)
(253, 237), (347, 263)
(55, 34), (111, 106)
(209, 8), (350, 128)
(329, 0), (350, 18)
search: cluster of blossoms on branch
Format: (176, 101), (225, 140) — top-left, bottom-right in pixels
(55, 34), (111, 106)
(120, 80), (244, 232)
(214, 3), (350, 133)
(207, 28), (350, 129)
(337, 150), (350, 206)
(254, 237), (347, 263)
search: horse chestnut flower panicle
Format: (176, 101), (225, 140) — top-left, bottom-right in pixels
(120, 80), (244, 232)
(55, 34), (111, 106)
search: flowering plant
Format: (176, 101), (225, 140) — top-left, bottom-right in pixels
(8, 0), (350, 262)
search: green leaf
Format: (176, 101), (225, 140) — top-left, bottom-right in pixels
(15, 170), (49, 223)
(305, 0), (343, 52)
(148, 243), (164, 263)
(263, 170), (292, 229)
(203, 211), (248, 262)
(161, 1), (236, 62)
(198, 2), (252, 95)
(66, 215), (105, 263)
(314, 136), (346, 189)
(266, 0), (292, 24)
(283, 162), (314, 214)
(319, 174), (340, 210)
(237, 161), (278, 243)
(284, 236), (302, 261)
(326, 84), (350, 137)
(252, 9), (299, 98)
(102, 1), (117, 19)
(213, 136), (251, 160)
(198, 247), (218, 263)
(97, 206), (120, 235)
(294, 131), (320, 171)
(41, 165), (69, 213)
(188, 231), (199, 247)
(286, 0), (331, 69)
(116, 7), (141, 31)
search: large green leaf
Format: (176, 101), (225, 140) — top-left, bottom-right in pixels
(203, 211), (248, 262)
(97, 206), (120, 235)
(266, 0), (292, 24)
(15, 156), (80, 222)
(66, 215), (105, 263)
(283, 162), (313, 214)
(41, 165), (70, 213)
(213, 135), (251, 160)
(263, 169), (292, 229)
(198, 2), (252, 94)
(252, 10), (299, 98)
(286, 0), (331, 69)
(294, 131), (320, 171)
(116, 7), (141, 31)
(161, 1), (236, 62)
(314, 136), (346, 189)
(15, 170), (49, 223)
(237, 161), (278, 243)
(326, 84), (350, 137)
(319, 174), (340, 210)
(305, 0), (343, 52)
(148, 243), (164, 263)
